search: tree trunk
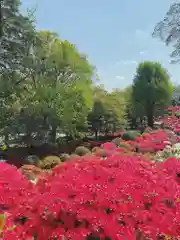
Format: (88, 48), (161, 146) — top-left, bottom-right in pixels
(51, 124), (57, 143)
(147, 103), (154, 128)
(95, 129), (98, 140)
(147, 110), (154, 128)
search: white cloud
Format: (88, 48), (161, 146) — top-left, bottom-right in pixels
(140, 51), (146, 55)
(115, 75), (125, 80)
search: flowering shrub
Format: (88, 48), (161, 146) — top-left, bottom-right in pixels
(1, 107), (180, 239)
(0, 154), (180, 239)
(20, 164), (42, 181)
(154, 143), (180, 162)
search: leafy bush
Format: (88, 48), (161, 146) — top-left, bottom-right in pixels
(20, 164), (42, 181)
(121, 131), (137, 141)
(39, 155), (61, 169)
(75, 146), (91, 156)
(175, 111), (180, 118)
(154, 144), (180, 162)
(24, 155), (40, 165)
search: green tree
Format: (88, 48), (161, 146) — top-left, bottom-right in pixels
(10, 31), (95, 143)
(172, 85), (180, 106)
(88, 86), (127, 138)
(132, 61), (173, 127)
(88, 100), (106, 139)
(124, 85), (139, 129)
(153, 2), (180, 63)
(0, 0), (37, 73)
(0, 1), (37, 141)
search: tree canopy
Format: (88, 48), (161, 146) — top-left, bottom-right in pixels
(0, 0), (176, 145)
(132, 61), (173, 127)
(153, 2), (180, 63)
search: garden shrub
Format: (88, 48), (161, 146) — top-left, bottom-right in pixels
(75, 146), (91, 156)
(24, 154), (40, 165)
(59, 153), (71, 162)
(121, 131), (137, 141)
(39, 155), (61, 169)
(70, 153), (80, 159)
(20, 164), (42, 181)
(119, 141), (132, 149)
(175, 111), (180, 118)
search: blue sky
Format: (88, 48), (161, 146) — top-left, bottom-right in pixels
(21, 0), (179, 91)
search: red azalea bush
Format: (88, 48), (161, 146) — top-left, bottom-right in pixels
(0, 153), (180, 240)
(104, 130), (170, 154)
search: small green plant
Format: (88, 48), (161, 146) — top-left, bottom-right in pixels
(39, 156), (61, 170)
(175, 111), (180, 118)
(121, 131), (136, 141)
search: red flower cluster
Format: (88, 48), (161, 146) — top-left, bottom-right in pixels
(131, 130), (169, 153)
(104, 130), (170, 154)
(0, 153), (180, 239)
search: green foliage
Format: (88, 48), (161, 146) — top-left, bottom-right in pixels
(132, 61), (173, 127)
(0, 0), (37, 73)
(0, 1), (130, 144)
(121, 131), (137, 141)
(88, 86), (127, 138)
(124, 85), (139, 129)
(0, 25), (96, 143)
(175, 111), (180, 118)
(153, 3), (180, 63)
